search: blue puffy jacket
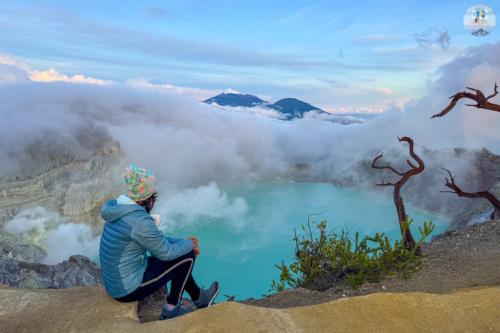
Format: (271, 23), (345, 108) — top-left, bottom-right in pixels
(99, 196), (193, 298)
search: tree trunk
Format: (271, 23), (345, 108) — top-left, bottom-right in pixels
(372, 136), (424, 254)
(394, 189), (418, 253)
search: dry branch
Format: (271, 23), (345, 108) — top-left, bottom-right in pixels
(440, 168), (500, 219)
(431, 83), (500, 118)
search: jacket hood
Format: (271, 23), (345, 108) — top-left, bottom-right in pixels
(100, 199), (145, 223)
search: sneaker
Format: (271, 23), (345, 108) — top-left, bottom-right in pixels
(159, 302), (194, 320)
(193, 281), (220, 309)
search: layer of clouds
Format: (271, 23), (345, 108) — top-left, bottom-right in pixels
(208, 103), (284, 119)
(0, 42), (499, 189)
(0, 42), (499, 184)
(323, 106), (384, 114)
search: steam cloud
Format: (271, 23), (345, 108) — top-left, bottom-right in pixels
(158, 182), (249, 231)
(4, 207), (100, 264)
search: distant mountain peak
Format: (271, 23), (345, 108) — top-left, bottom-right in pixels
(204, 93), (267, 107)
(269, 98), (322, 120)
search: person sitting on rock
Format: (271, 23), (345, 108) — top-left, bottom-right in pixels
(99, 163), (219, 320)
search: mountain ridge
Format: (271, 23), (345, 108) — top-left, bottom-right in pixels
(204, 92), (323, 120)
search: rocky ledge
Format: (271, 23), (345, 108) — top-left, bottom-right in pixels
(0, 285), (499, 332)
(0, 255), (101, 289)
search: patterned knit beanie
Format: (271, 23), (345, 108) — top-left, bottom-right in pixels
(122, 163), (156, 201)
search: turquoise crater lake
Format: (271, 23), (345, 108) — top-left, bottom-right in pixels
(158, 182), (449, 301)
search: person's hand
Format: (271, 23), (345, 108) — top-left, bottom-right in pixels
(187, 236), (200, 256)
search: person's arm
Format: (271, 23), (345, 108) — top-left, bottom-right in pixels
(165, 236), (184, 244)
(131, 216), (193, 261)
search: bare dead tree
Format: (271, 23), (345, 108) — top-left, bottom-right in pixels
(371, 136), (425, 253)
(431, 83), (500, 118)
(440, 168), (500, 219)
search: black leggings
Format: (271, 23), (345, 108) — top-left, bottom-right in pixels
(115, 250), (201, 305)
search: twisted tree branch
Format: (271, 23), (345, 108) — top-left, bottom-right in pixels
(440, 168), (500, 218)
(371, 153), (405, 176)
(486, 83), (499, 100)
(376, 180), (395, 187)
(431, 83), (500, 118)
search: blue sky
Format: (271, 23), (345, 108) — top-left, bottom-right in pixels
(0, 1), (498, 111)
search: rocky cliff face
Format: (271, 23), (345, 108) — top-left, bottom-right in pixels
(0, 139), (124, 230)
(0, 255), (101, 289)
(0, 124), (124, 264)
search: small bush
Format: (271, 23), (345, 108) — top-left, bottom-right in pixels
(271, 219), (434, 292)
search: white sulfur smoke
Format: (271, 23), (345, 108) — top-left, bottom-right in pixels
(44, 223), (99, 265)
(157, 182), (249, 231)
(4, 207), (100, 264)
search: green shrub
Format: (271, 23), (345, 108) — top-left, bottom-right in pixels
(271, 219), (434, 292)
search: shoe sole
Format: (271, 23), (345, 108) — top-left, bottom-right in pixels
(207, 282), (220, 308)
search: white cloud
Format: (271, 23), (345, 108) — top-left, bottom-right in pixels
(126, 78), (217, 101)
(210, 103), (284, 119)
(0, 53), (108, 85)
(322, 106), (384, 114)
(29, 68), (108, 85)
(223, 88), (241, 94)
(0, 54), (33, 72)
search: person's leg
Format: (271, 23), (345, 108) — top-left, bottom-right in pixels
(116, 250), (200, 304)
(183, 274), (201, 302)
(163, 252), (201, 305)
